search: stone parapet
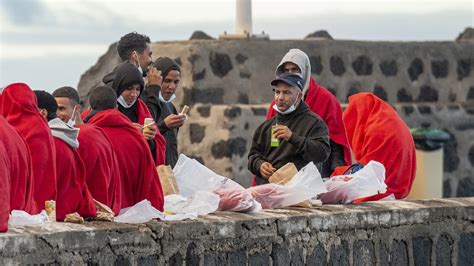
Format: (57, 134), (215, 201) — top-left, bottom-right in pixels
(1, 198), (473, 265)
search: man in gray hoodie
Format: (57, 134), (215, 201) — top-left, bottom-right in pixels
(248, 73), (331, 185)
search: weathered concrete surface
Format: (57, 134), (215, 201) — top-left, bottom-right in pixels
(1, 198), (473, 265)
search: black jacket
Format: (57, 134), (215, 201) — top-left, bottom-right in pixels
(248, 101), (331, 185)
(141, 85), (179, 167)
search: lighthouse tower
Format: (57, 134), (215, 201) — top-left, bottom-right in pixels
(220, 0), (269, 40)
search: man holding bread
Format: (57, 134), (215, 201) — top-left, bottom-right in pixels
(141, 57), (187, 167)
(248, 73), (331, 185)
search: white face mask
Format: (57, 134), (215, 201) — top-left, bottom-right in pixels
(67, 108), (76, 127)
(272, 93), (301, 115)
(133, 51), (144, 76)
(117, 95), (136, 108)
(159, 91), (176, 103)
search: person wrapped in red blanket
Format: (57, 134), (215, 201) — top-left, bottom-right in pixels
(49, 118), (97, 221)
(76, 123), (122, 215)
(0, 116), (37, 214)
(0, 142), (10, 232)
(265, 49), (351, 177)
(35, 90), (97, 221)
(85, 85), (164, 211)
(1, 83), (56, 209)
(47, 86), (123, 215)
(85, 61), (166, 166)
(332, 93), (416, 201)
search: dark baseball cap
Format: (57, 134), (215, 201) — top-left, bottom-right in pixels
(271, 73), (304, 90)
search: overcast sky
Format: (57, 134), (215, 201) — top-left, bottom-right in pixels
(0, 0), (472, 92)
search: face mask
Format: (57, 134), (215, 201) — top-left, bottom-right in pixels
(159, 91), (176, 103)
(67, 108), (76, 127)
(133, 51), (146, 77)
(272, 93), (301, 115)
(117, 95), (136, 108)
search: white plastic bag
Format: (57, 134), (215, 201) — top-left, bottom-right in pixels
(320, 160), (387, 204)
(248, 162), (327, 209)
(9, 210), (49, 226)
(114, 200), (165, 223)
(173, 154), (260, 212)
(165, 191), (220, 216)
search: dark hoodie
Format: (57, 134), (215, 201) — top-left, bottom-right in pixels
(107, 62), (157, 157)
(141, 57), (181, 167)
(248, 101), (331, 185)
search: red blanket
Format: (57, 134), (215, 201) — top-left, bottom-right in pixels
(87, 109), (164, 211)
(266, 78), (351, 165)
(82, 99), (166, 165)
(0, 83), (57, 208)
(54, 138), (97, 221)
(77, 124), (122, 215)
(0, 142), (11, 232)
(332, 93), (416, 201)
(0, 117), (37, 214)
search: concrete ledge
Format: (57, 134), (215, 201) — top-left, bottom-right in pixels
(1, 198), (473, 265)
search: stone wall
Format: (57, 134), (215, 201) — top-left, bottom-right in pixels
(77, 39), (474, 195)
(1, 198), (473, 265)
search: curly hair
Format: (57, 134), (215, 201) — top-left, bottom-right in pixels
(117, 32), (151, 61)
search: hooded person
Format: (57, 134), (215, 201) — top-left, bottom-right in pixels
(85, 62), (166, 165)
(50, 87), (122, 214)
(0, 141), (10, 232)
(0, 115), (38, 215)
(0, 83), (57, 208)
(248, 73), (331, 185)
(141, 57), (186, 167)
(265, 49), (351, 177)
(332, 93), (416, 201)
(48, 118), (97, 221)
(35, 93), (97, 221)
(84, 85), (164, 211)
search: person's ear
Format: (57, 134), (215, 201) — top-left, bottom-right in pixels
(39, 109), (48, 120)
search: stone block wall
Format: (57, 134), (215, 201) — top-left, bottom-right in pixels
(77, 39), (474, 195)
(1, 198), (473, 265)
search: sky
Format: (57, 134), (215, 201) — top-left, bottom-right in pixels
(0, 0), (473, 92)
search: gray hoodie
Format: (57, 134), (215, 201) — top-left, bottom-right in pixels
(48, 118), (80, 149)
(275, 49), (312, 96)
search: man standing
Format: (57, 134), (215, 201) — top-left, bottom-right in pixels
(52, 86), (81, 125)
(103, 32), (162, 91)
(248, 73), (331, 185)
(141, 57), (186, 167)
(265, 49), (351, 177)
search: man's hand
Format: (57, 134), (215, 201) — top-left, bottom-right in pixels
(164, 114), (186, 129)
(273, 125), (293, 141)
(143, 123), (157, 140)
(147, 67), (162, 86)
(259, 162), (276, 179)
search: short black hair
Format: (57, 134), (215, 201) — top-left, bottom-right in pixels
(89, 86), (117, 111)
(117, 32), (151, 61)
(34, 90), (57, 121)
(52, 86), (80, 105)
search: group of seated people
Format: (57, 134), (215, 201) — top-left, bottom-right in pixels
(0, 32), (416, 232)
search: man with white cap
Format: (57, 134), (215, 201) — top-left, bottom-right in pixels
(248, 73), (331, 185)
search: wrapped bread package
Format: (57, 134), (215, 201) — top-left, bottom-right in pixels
(157, 165), (180, 195)
(268, 163), (298, 184)
(268, 162), (311, 208)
